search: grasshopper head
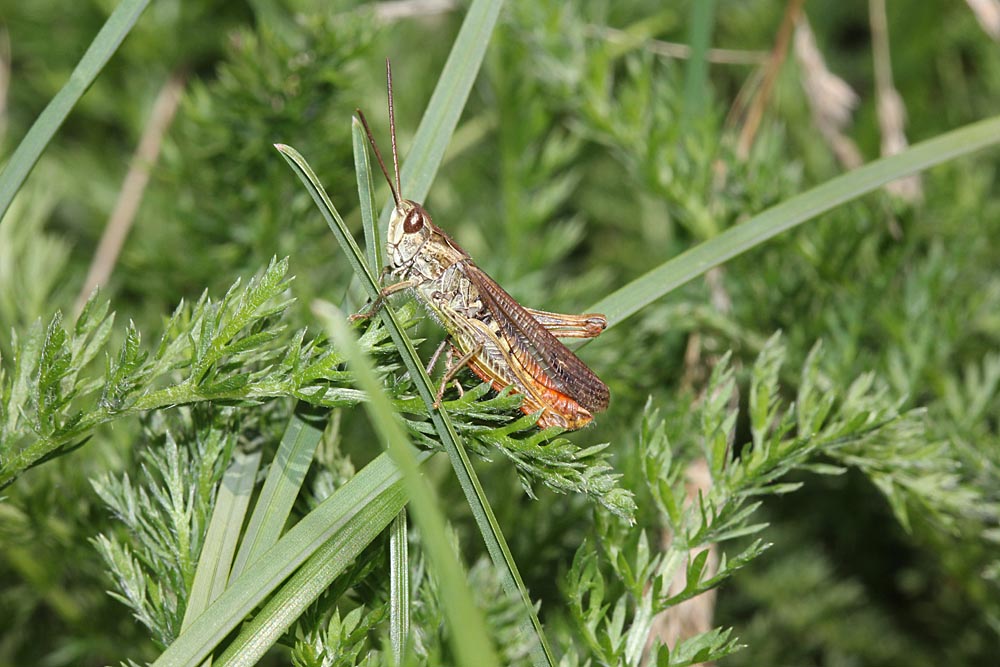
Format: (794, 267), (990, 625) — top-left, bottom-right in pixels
(357, 61), (435, 273)
(387, 199), (432, 269)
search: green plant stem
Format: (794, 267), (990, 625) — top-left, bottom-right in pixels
(0, 380), (335, 489)
(682, 0), (716, 123)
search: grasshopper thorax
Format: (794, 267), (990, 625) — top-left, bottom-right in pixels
(387, 199), (433, 270)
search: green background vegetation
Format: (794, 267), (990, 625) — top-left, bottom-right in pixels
(1, 0), (998, 665)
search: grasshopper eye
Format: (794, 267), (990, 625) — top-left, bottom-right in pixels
(404, 208), (424, 233)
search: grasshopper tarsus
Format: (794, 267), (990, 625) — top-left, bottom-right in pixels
(349, 309), (375, 323)
(431, 380), (465, 409)
(350, 280), (413, 322)
(348, 295), (383, 322)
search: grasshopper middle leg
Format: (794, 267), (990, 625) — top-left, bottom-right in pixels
(432, 342), (484, 408)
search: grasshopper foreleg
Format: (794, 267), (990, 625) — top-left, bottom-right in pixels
(349, 279), (413, 321)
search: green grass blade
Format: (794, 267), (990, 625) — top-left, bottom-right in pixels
(389, 510), (410, 662)
(377, 0), (505, 227)
(353, 118), (383, 272)
(589, 115), (1000, 328)
(229, 404), (326, 580)
(153, 451), (420, 667)
(682, 0), (716, 123)
(276, 144), (376, 285)
(0, 0), (151, 226)
(213, 469), (412, 667)
(278, 140), (556, 664)
(361, 2), (557, 656)
(181, 450), (261, 632)
(320, 303), (501, 667)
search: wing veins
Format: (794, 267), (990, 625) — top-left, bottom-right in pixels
(465, 265), (610, 412)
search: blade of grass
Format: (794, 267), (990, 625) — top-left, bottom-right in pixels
(276, 145), (376, 284)
(589, 114), (1000, 329)
(354, 115), (382, 271)
(320, 303), (501, 667)
(153, 451), (425, 667)
(355, 121), (413, 657)
(280, 3), (552, 656)
(681, 0), (716, 124)
(181, 450), (262, 632)
(389, 509), (410, 662)
(214, 464), (411, 667)
(350, 0), (561, 639)
(0, 0), (151, 225)
(277, 141), (556, 665)
(352, 119), (410, 641)
(376, 0), (504, 229)
(229, 403), (327, 580)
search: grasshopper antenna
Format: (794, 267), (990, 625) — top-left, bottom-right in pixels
(385, 58), (402, 203)
(356, 62), (402, 209)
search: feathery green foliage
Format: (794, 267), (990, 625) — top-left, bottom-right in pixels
(0, 257), (382, 489)
(1, 0), (999, 665)
(558, 335), (971, 665)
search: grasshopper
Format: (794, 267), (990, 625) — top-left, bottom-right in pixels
(355, 59), (609, 430)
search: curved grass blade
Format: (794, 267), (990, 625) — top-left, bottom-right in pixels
(320, 303), (501, 667)
(276, 145), (376, 284)
(347, 4), (556, 655)
(277, 141), (556, 665)
(589, 114), (1000, 328)
(356, 116), (413, 660)
(153, 451), (423, 667)
(0, 0), (151, 225)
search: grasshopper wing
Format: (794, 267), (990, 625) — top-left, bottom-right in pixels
(465, 265), (610, 413)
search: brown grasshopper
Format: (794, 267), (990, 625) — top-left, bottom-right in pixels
(355, 59), (609, 430)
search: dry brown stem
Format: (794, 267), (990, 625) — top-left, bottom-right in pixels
(74, 70), (186, 315)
